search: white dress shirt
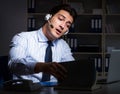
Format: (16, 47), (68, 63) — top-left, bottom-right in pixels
(8, 28), (75, 83)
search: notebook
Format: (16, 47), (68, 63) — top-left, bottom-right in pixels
(54, 60), (101, 91)
(97, 49), (120, 84)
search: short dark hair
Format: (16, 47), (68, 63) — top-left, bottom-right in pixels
(49, 4), (77, 22)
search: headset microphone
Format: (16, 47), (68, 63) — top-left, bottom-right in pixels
(45, 14), (54, 28)
(48, 20), (54, 28)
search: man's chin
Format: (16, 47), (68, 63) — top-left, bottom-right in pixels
(52, 33), (61, 39)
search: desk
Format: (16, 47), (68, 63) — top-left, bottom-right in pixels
(0, 82), (120, 94)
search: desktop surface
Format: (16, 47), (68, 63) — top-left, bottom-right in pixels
(0, 82), (120, 94)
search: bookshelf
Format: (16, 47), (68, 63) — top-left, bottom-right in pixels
(27, 0), (120, 80)
(104, 0), (120, 77)
(65, 0), (103, 79)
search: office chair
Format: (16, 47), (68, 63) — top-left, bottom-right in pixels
(0, 56), (12, 82)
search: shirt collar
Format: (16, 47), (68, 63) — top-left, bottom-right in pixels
(37, 28), (48, 42)
(37, 28), (56, 45)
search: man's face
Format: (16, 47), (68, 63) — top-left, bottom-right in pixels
(48, 10), (73, 40)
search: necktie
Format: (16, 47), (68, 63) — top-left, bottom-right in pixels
(41, 41), (53, 82)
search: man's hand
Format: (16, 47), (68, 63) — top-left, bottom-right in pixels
(34, 62), (68, 81)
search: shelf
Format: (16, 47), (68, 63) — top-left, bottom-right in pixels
(28, 13), (46, 16)
(73, 52), (102, 55)
(68, 33), (102, 35)
(105, 33), (120, 35)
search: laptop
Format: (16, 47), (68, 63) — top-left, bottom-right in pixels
(97, 49), (120, 84)
(54, 60), (101, 91)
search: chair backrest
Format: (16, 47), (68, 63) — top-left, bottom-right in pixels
(0, 56), (12, 82)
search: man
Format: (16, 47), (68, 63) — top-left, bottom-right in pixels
(8, 4), (77, 83)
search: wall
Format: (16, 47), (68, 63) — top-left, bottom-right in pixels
(0, 0), (27, 56)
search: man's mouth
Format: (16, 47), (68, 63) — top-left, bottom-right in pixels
(56, 29), (62, 35)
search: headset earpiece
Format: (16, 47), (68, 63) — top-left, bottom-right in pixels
(64, 24), (74, 35)
(45, 14), (52, 21)
(64, 30), (69, 35)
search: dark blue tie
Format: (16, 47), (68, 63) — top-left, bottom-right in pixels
(41, 41), (53, 82)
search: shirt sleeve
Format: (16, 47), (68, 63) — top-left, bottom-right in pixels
(8, 33), (36, 75)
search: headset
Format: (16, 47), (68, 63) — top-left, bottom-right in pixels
(45, 14), (69, 35)
(45, 14), (53, 28)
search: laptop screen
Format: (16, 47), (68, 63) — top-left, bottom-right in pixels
(107, 49), (120, 82)
(58, 60), (96, 88)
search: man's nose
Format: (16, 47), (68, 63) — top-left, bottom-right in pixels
(60, 25), (64, 30)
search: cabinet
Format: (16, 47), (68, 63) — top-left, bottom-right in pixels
(27, 0), (120, 80)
